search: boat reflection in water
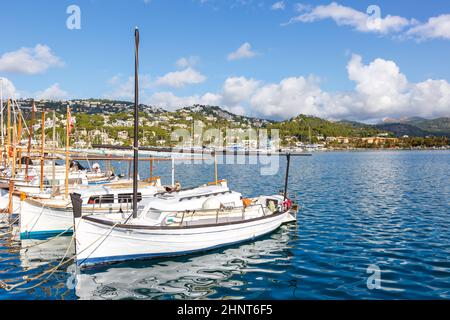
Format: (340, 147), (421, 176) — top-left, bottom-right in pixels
(19, 237), (75, 270)
(74, 224), (296, 300)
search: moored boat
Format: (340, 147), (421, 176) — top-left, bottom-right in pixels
(19, 179), (163, 240)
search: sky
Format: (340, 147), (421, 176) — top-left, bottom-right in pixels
(0, 0), (449, 122)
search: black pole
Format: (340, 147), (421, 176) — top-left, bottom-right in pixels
(283, 153), (291, 200)
(132, 27), (140, 219)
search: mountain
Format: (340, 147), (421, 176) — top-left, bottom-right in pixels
(375, 123), (430, 137)
(268, 115), (383, 141)
(405, 117), (450, 137)
(173, 105), (273, 127)
(378, 117), (450, 137)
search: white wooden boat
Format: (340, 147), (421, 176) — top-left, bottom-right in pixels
(71, 182), (297, 267)
(19, 179), (163, 240)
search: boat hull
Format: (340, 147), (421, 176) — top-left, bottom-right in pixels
(19, 199), (73, 240)
(75, 210), (296, 267)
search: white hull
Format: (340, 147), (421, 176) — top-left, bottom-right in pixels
(75, 210), (296, 267)
(19, 199), (73, 239)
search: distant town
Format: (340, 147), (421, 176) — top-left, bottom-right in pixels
(9, 98), (450, 151)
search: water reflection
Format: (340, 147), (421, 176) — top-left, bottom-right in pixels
(19, 237), (75, 270)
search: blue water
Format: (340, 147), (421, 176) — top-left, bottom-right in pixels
(1, 151), (449, 299)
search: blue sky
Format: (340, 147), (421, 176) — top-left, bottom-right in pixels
(1, 0), (449, 122)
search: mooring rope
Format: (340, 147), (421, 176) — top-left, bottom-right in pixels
(0, 215), (128, 292)
(26, 201), (50, 235)
(0, 217), (20, 237)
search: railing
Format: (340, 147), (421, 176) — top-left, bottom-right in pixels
(169, 203), (269, 227)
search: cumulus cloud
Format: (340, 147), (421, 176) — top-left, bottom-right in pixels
(0, 44), (63, 75)
(36, 83), (69, 100)
(247, 55), (450, 121)
(285, 2), (413, 34)
(148, 91), (221, 110)
(271, 1), (285, 11)
(176, 56), (200, 68)
(103, 53), (449, 121)
(0, 77), (18, 98)
(222, 77), (260, 105)
(406, 14), (450, 41)
(104, 74), (153, 100)
(227, 42), (257, 61)
(156, 67), (206, 88)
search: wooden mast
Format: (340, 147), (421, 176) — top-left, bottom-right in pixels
(283, 153), (291, 201)
(40, 108), (45, 191)
(6, 98), (11, 164)
(132, 27), (140, 219)
(52, 110), (57, 194)
(25, 100), (35, 180)
(11, 100), (16, 179)
(0, 78), (3, 165)
(17, 111), (22, 171)
(65, 106), (70, 199)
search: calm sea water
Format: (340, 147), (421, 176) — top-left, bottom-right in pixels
(1, 151), (449, 300)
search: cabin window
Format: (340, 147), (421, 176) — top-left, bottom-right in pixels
(118, 193), (142, 203)
(88, 194), (115, 204)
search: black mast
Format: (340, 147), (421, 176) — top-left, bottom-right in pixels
(132, 27), (140, 219)
(283, 153), (291, 201)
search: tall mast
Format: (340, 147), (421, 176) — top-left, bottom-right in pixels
(25, 100), (35, 180)
(0, 78), (3, 163)
(132, 27), (140, 219)
(40, 108), (45, 191)
(11, 100), (16, 179)
(283, 153), (291, 201)
(17, 111), (22, 171)
(52, 110), (57, 194)
(65, 105), (70, 199)
(7, 98), (11, 164)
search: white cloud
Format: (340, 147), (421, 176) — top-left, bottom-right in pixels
(148, 91), (221, 110)
(156, 67), (206, 88)
(286, 2), (412, 34)
(406, 14), (450, 40)
(103, 55), (450, 122)
(247, 55), (450, 121)
(249, 76), (340, 119)
(0, 77), (18, 98)
(222, 77), (260, 105)
(176, 56), (200, 68)
(191, 55), (450, 121)
(104, 74), (152, 100)
(36, 83), (68, 100)
(227, 42), (257, 61)
(0, 44), (63, 75)
(271, 1), (285, 11)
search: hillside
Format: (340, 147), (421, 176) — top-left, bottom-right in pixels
(268, 115), (383, 143)
(12, 99), (450, 145)
(377, 117), (450, 137)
